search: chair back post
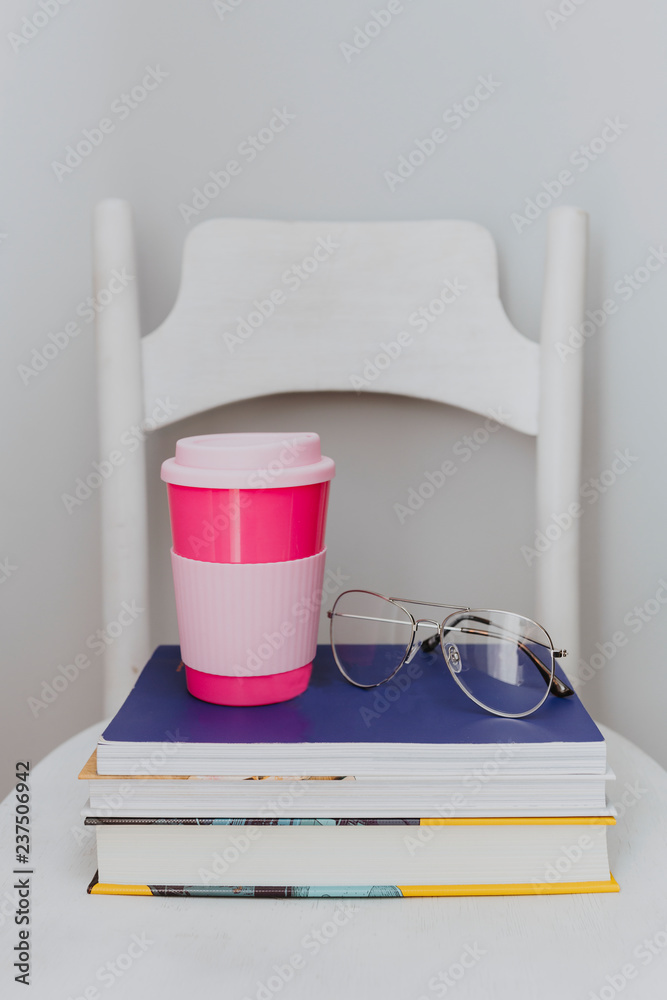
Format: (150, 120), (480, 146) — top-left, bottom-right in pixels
(94, 198), (150, 714)
(536, 206), (588, 688)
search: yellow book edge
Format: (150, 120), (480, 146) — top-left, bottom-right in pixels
(398, 876), (619, 896)
(89, 875), (619, 897)
(419, 816), (615, 825)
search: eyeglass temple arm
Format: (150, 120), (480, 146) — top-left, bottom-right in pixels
(421, 617), (574, 698)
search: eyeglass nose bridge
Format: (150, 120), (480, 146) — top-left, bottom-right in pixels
(415, 618), (441, 629)
(405, 618), (442, 664)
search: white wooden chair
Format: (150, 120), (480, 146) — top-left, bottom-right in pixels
(13, 203), (667, 996)
(94, 202), (587, 714)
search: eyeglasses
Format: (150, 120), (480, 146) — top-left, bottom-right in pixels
(327, 590), (573, 719)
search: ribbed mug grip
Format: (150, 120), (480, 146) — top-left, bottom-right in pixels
(171, 548), (327, 677)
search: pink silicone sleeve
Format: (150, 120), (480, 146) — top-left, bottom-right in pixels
(171, 548), (327, 678)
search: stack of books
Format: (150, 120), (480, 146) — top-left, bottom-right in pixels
(80, 645), (618, 898)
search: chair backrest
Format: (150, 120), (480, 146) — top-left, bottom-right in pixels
(94, 203), (587, 713)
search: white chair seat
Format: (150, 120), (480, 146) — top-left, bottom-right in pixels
(2, 723), (665, 999)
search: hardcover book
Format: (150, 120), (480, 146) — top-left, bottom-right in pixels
(96, 645), (606, 777)
(80, 750), (612, 818)
(85, 814), (618, 898)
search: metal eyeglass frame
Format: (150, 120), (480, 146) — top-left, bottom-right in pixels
(327, 590), (573, 719)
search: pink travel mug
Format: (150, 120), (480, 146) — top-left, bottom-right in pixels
(161, 432), (334, 706)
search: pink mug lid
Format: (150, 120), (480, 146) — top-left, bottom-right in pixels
(161, 432), (335, 489)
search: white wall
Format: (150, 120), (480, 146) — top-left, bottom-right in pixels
(3, 0), (666, 796)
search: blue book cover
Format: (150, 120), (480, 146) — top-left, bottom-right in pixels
(99, 645), (603, 757)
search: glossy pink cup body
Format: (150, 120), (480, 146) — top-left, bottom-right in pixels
(161, 433), (334, 707)
(167, 481), (329, 564)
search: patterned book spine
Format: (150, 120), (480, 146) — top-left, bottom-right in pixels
(84, 817), (419, 826)
(86, 873), (620, 898)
